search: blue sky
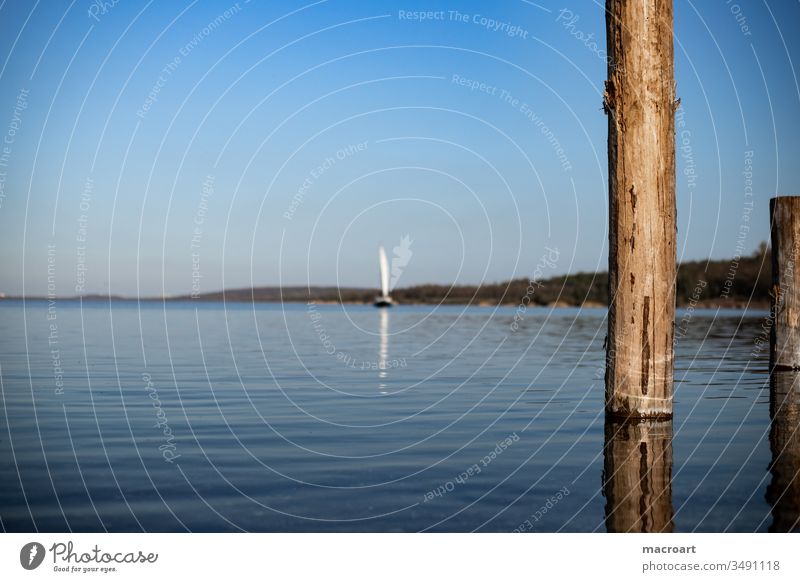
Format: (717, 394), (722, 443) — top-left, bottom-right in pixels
(0, 0), (798, 297)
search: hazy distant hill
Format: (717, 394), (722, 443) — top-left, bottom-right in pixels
(182, 286), (373, 303)
(179, 242), (772, 308)
(5, 244), (769, 307)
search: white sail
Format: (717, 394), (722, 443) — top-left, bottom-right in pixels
(378, 245), (390, 298)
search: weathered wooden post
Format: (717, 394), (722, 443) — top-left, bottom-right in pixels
(767, 371), (800, 532)
(604, 0), (677, 418)
(766, 199), (800, 529)
(603, 419), (674, 532)
(770, 197), (800, 369)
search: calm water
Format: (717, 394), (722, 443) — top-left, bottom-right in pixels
(0, 300), (796, 532)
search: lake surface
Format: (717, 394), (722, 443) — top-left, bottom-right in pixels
(0, 300), (797, 532)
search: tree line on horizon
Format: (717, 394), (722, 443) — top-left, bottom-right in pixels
(206, 242), (772, 307)
(389, 242), (771, 307)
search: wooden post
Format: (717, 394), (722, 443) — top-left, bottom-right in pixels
(603, 419), (674, 533)
(770, 197), (800, 369)
(767, 371), (800, 532)
(604, 0), (677, 418)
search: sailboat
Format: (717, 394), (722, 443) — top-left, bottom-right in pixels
(374, 245), (394, 307)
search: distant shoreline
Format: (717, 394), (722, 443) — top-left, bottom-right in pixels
(0, 295), (770, 310)
(1, 245), (773, 310)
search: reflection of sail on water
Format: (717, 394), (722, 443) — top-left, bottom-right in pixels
(603, 419), (674, 533)
(378, 308), (389, 390)
(767, 371), (800, 532)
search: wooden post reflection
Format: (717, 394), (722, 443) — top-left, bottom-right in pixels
(603, 418), (674, 532)
(767, 371), (800, 532)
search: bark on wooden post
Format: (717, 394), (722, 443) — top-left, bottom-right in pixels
(604, 0), (677, 418)
(603, 419), (674, 533)
(770, 197), (800, 370)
